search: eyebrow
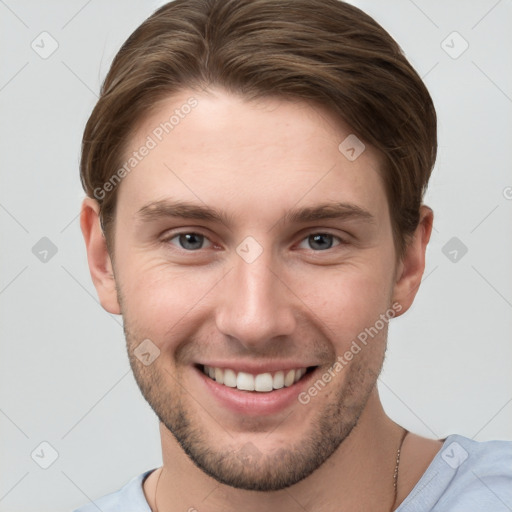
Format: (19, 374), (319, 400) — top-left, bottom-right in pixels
(283, 202), (375, 225)
(135, 199), (376, 227)
(136, 200), (233, 225)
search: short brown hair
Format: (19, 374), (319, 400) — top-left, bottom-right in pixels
(80, 0), (437, 258)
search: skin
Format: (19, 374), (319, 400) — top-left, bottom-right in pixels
(81, 88), (442, 511)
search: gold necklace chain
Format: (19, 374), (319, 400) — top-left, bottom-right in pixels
(153, 428), (409, 512)
(391, 428), (409, 511)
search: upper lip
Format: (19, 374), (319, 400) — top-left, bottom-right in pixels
(196, 361), (318, 374)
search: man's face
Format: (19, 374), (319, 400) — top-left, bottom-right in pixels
(110, 89), (400, 490)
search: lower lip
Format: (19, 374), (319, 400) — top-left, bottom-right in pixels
(194, 366), (317, 416)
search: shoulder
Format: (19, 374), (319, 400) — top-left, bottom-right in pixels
(440, 434), (512, 495)
(442, 434), (512, 479)
(399, 434), (512, 512)
(72, 469), (156, 512)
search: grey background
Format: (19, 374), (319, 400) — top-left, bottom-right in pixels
(0, 0), (511, 510)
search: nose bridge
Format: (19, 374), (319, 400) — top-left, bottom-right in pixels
(215, 246), (296, 347)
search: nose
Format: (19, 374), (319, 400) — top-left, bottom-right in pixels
(215, 249), (297, 351)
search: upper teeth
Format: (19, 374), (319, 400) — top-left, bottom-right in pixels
(203, 365), (308, 392)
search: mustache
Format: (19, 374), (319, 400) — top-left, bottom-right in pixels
(123, 322), (335, 367)
(180, 332), (335, 365)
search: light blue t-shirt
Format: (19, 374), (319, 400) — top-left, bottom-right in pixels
(73, 434), (512, 511)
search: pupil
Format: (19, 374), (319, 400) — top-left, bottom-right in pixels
(180, 233), (203, 250)
(310, 234), (332, 250)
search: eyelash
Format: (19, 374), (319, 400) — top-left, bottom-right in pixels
(161, 231), (346, 252)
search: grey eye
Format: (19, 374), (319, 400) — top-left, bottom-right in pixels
(169, 233), (211, 251)
(298, 233), (341, 251)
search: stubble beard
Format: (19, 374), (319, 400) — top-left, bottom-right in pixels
(123, 318), (386, 491)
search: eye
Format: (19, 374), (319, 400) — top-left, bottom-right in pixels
(298, 233), (342, 251)
(166, 232), (213, 251)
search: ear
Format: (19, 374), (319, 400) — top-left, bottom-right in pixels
(392, 205), (434, 317)
(80, 197), (121, 315)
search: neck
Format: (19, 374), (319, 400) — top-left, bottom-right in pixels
(147, 389), (407, 512)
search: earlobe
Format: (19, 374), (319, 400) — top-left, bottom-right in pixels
(392, 206), (434, 317)
(80, 197), (121, 315)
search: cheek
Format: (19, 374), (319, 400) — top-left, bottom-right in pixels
(116, 256), (222, 339)
(291, 255), (395, 345)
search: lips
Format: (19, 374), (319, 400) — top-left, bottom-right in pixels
(201, 364), (314, 392)
(195, 363), (320, 416)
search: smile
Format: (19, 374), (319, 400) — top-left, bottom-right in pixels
(201, 365), (316, 392)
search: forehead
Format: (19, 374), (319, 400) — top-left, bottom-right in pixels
(115, 88), (388, 229)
